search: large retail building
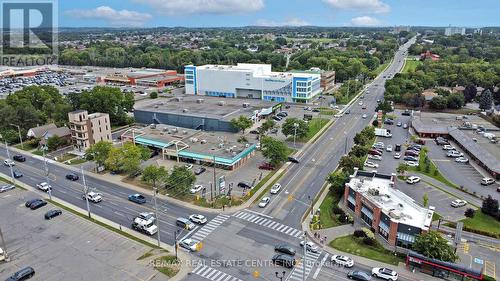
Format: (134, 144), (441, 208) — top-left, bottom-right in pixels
(184, 63), (322, 103)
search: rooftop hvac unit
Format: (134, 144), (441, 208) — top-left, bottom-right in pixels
(218, 143), (224, 148)
(149, 124), (156, 129)
(182, 130), (188, 135)
(245, 143), (249, 148)
(200, 139), (207, 144)
(196, 99), (204, 103)
(163, 127), (168, 132)
(171, 128), (178, 133)
(225, 148), (231, 153)
(243, 103), (250, 108)
(190, 138), (198, 143)
(218, 101), (226, 106)
(232, 152), (237, 156)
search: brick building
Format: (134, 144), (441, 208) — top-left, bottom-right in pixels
(68, 110), (112, 152)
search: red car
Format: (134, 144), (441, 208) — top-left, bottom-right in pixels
(259, 163), (274, 170)
(368, 149), (382, 156)
(405, 150), (419, 157)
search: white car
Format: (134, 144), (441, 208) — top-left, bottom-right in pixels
(190, 184), (203, 194)
(179, 238), (198, 252)
(386, 145), (393, 152)
(480, 178), (495, 185)
(138, 212), (156, 223)
(36, 182), (51, 192)
(447, 151), (463, 158)
(455, 157), (469, 163)
(406, 176), (421, 184)
(393, 153), (401, 159)
(442, 145), (455, 150)
(3, 159), (15, 166)
(331, 255), (354, 267)
(364, 161), (379, 168)
(258, 197), (270, 208)
(362, 114), (367, 119)
(184, 164), (193, 170)
(405, 161), (419, 167)
(300, 241), (319, 253)
(451, 199), (467, 208)
(358, 101), (363, 106)
(189, 214), (207, 224)
(368, 154), (382, 161)
(372, 267), (398, 281)
(82, 191), (102, 203)
(0, 247), (4, 262)
(270, 183), (282, 194)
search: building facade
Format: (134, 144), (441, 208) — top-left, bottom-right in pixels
(184, 64), (322, 103)
(343, 169), (434, 248)
(444, 27), (465, 36)
(68, 110), (112, 151)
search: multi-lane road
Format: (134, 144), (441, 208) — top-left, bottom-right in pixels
(0, 37), (419, 281)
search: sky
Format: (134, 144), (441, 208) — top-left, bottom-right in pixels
(58, 0), (500, 28)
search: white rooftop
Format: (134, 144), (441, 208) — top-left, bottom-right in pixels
(190, 63), (319, 79)
(348, 175), (433, 230)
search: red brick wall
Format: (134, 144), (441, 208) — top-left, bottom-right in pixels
(388, 221), (398, 246)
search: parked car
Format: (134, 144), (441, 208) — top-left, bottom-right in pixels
(442, 145), (455, 150)
(480, 178), (495, 186)
(364, 161), (379, 168)
(386, 145), (393, 152)
(368, 149), (382, 156)
(331, 255), (354, 267)
(13, 155), (26, 162)
(237, 182), (252, 189)
(404, 150), (419, 157)
(393, 153), (401, 159)
(5, 266), (35, 281)
(455, 157), (469, 163)
(395, 144), (401, 152)
(405, 161), (419, 167)
(300, 241), (319, 253)
(347, 270), (372, 281)
(189, 214), (207, 224)
(29, 200), (47, 210)
(272, 254), (296, 268)
(403, 124), (408, 129)
(396, 122), (402, 127)
(402, 110), (411, 116)
(128, 193), (146, 204)
(259, 162), (274, 170)
(272, 116), (282, 121)
(451, 199), (467, 208)
(259, 197), (271, 208)
(435, 137), (449, 145)
(179, 238), (198, 252)
(65, 173), (79, 181)
(190, 185), (203, 194)
(274, 244), (296, 256)
(288, 156), (299, 163)
(270, 183), (282, 194)
(184, 164), (193, 170)
(0, 184), (15, 193)
(447, 151), (463, 158)
(371, 267), (398, 281)
(406, 176), (421, 184)
(3, 159), (15, 167)
(36, 182), (51, 192)
(368, 155), (382, 161)
(194, 167), (206, 175)
(403, 156), (418, 162)
(44, 209), (62, 220)
(249, 130), (259, 134)
(384, 119), (394, 125)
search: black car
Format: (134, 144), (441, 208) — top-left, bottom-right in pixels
(272, 116), (282, 121)
(44, 209), (62, 220)
(249, 130), (259, 135)
(194, 167), (206, 175)
(13, 155), (26, 162)
(5, 266), (35, 281)
(65, 173), (79, 181)
(29, 200), (47, 210)
(384, 119), (394, 125)
(25, 199), (42, 208)
(274, 244), (296, 256)
(402, 109), (411, 116)
(288, 156), (299, 164)
(237, 182), (251, 189)
(13, 170), (23, 178)
(272, 254), (296, 268)
(347, 270), (372, 281)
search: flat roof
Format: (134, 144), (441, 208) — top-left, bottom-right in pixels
(348, 172), (433, 230)
(188, 63), (320, 80)
(124, 125), (256, 165)
(450, 129), (500, 173)
(136, 74), (181, 83)
(134, 95), (279, 121)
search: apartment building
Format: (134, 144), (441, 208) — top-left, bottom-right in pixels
(68, 110), (112, 151)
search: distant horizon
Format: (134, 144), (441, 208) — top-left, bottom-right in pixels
(54, 25), (498, 30)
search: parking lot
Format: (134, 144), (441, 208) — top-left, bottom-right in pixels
(0, 188), (158, 280)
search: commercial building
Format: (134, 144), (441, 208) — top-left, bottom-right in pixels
(184, 63), (322, 103)
(411, 112), (500, 179)
(444, 27), (465, 36)
(68, 110), (112, 152)
(120, 125), (256, 170)
(343, 169), (434, 248)
(134, 95), (281, 133)
(289, 67), (336, 94)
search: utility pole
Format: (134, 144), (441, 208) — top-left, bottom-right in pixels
(213, 155), (217, 198)
(302, 232), (307, 281)
(41, 145), (52, 200)
(0, 226), (8, 261)
(153, 186), (161, 247)
(293, 123), (299, 148)
(10, 124), (23, 149)
(344, 136), (348, 155)
(81, 165), (91, 218)
(2, 135), (16, 185)
(308, 195), (313, 216)
(173, 230), (179, 260)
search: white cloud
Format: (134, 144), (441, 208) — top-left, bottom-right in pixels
(132, 0), (264, 15)
(65, 6), (152, 27)
(255, 18), (310, 27)
(323, 0), (390, 13)
(350, 16), (383, 26)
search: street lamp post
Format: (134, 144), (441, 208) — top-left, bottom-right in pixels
(0, 134), (16, 185)
(293, 123), (299, 148)
(10, 124), (23, 149)
(41, 145), (52, 200)
(153, 186), (161, 247)
(81, 165), (91, 218)
(308, 195), (313, 216)
(275, 271), (286, 281)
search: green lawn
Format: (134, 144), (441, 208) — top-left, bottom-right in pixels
(408, 149), (460, 189)
(461, 211), (500, 237)
(402, 59), (422, 73)
(300, 118), (329, 142)
(318, 194), (347, 228)
(373, 62), (390, 76)
(13, 143), (37, 151)
(68, 158), (87, 165)
(329, 235), (405, 266)
(318, 108), (338, 116)
(152, 255), (180, 277)
(56, 153), (77, 163)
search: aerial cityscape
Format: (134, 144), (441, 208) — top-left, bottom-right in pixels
(0, 0), (500, 281)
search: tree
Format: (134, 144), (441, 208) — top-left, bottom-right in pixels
(479, 89), (493, 110)
(260, 136), (289, 167)
(339, 155), (363, 175)
(397, 163), (409, 175)
(142, 165), (168, 189)
(149, 91), (158, 99)
(375, 101), (393, 113)
(350, 145), (369, 158)
(404, 93), (425, 108)
(463, 85), (477, 102)
(258, 119), (276, 135)
(353, 126), (375, 146)
(327, 171), (348, 197)
(429, 96), (448, 110)
(46, 135), (68, 151)
(281, 118), (309, 139)
(104, 142), (150, 175)
(413, 231), (459, 262)
(422, 193), (429, 207)
(230, 115), (253, 134)
(446, 94), (465, 109)
(165, 166), (195, 194)
(86, 141), (113, 166)
(481, 195), (499, 217)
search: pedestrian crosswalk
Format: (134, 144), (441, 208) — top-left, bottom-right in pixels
(192, 263), (243, 281)
(232, 210), (303, 238)
(190, 214), (230, 243)
(287, 250), (322, 281)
